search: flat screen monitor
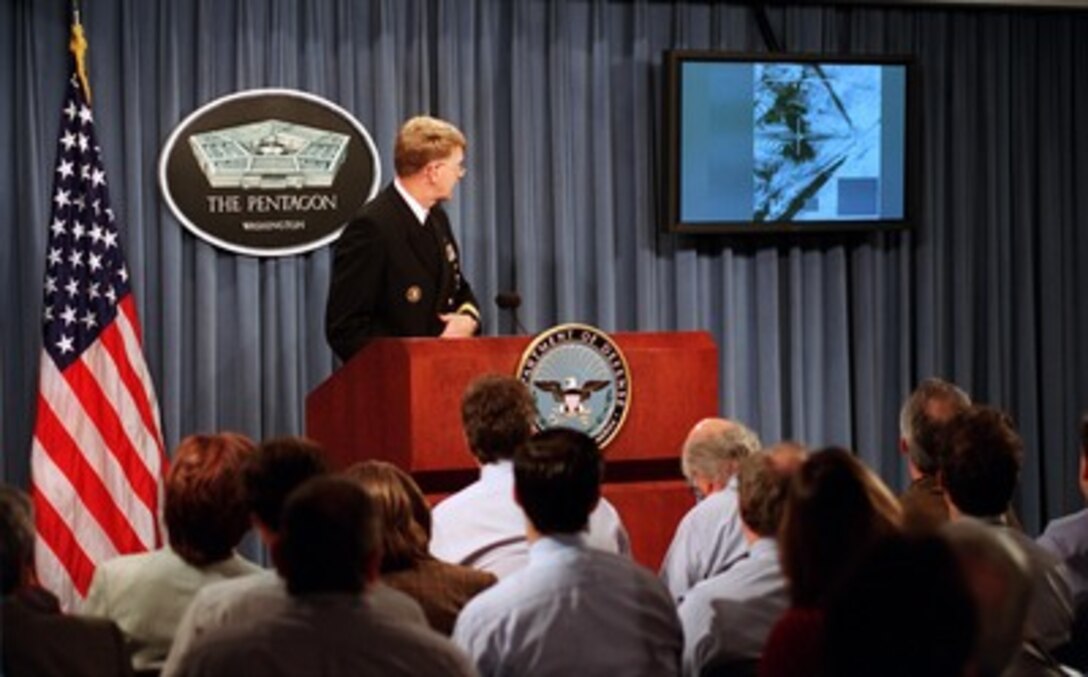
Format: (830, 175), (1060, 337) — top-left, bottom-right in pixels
(665, 51), (914, 234)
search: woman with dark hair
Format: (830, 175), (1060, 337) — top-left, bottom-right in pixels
(759, 447), (902, 677)
(344, 461), (496, 634)
(81, 433), (261, 671)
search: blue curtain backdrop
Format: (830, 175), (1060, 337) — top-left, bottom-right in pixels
(2, 0), (1086, 535)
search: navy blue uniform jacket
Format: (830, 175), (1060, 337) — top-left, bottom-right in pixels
(326, 183), (479, 361)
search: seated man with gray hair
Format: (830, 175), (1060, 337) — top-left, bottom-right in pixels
(898, 377), (972, 530)
(660, 417), (762, 601)
(678, 443), (807, 676)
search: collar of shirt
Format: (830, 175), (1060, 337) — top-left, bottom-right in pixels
(528, 533), (589, 564)
(479, 460), (515, 486)
(747, 537), (778, 561)
(393, 178), (429, 225)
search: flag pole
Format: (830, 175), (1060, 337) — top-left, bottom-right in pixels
(70, 0), (91, 104)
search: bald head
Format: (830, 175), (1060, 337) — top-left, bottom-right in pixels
(681, 418), (762, 494)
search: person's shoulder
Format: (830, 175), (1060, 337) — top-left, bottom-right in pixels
(425, 558), (498, 590)
(683, 489), (739, 529)
(190, 570), (277, 610)
(369, 581), (428, 626)
(340, 185), (404, 232)
(369, 613), (476, 675)
(217, 552), (263, 576)
(432, 478), (491, 517)
(680, 568), (732, 608)
(590, 495), (630, 530)
(176, 615), (265, 675)
(92, 549), (166, 585)
(4, 597), (130, 675)
(1040, 507), (1088, 542)
(457, 565), (529, 617)
(693, 552), (784, 605)
(571, 544), (660, 596)
(1007, 525), (1062, 563)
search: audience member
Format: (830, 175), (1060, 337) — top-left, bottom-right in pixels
(660, 417), (762, 601)
(163, 437), (425, 677)
(824, 533), (977, 677)
(944, 518), (1063, 676)
(1038, 412), (1088, 605)
(941, 405), (1073, 650)
(898, 377), (972, 530)
(345, 460), (496, 634)
(453, 428), (682, 676)
(1, 484), (132, 677)
(173, 477), (475, 676)
(678, 443), (807, 676)
(759, 447), (902, 677)
(81, 433), (261, 670)
(431, 374), (629, 577)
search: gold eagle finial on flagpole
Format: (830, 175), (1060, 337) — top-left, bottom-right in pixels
(70, 0), (91, 104)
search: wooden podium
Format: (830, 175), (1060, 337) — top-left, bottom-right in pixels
(305, 332), (718, 569)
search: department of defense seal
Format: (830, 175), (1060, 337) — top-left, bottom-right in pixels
(516, 323), (631, 449)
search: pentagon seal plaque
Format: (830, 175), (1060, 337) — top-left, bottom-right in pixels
(517, 323), (631, 449)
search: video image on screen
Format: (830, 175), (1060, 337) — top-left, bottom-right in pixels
(672, 55), (908, 231)
(754, 64), (883, 221)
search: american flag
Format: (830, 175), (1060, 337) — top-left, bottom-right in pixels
(30, 19), (167, 611)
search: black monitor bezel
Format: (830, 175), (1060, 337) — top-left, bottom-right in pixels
(664, 50), (918, 236)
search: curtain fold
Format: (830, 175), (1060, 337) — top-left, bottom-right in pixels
(3, 0), (1087, 533)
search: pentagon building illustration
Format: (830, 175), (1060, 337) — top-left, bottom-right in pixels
(188, 119), (350, 189)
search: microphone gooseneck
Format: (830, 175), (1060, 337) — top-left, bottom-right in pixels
(494, 291), (528, 334)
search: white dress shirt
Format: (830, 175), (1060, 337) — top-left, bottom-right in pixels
(162, 569), (427, 677)
(173, 593), (475, 677)
(660, 477), (746, 601)
(453, 534), (682, 677)
(677, 538), (788, 676)
(431, 461), (631, 578)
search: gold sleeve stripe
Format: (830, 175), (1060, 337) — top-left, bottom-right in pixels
(456, 303), (480, 320)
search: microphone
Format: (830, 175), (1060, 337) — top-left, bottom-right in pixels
(495, 292), (521, 310)
(494, 292), (529, 335)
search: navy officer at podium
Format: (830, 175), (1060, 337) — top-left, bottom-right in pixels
(326, 115), (481, 362)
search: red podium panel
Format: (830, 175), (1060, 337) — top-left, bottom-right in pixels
(305, 331), (718, 569)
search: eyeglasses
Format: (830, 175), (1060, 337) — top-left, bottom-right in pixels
(433, 160), (466, 177)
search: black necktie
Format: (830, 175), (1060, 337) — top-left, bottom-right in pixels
(415, 213), (442, 272)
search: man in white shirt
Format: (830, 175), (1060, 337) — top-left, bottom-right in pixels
(173, 476), (474, 677)
(679, 443), (807, 676)
(453, 428), (681, 676)
(660, 417), (762, 601)
(431, 375), (629, 578)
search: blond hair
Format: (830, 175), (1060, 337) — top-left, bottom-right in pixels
(394, 116), (466, 177)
